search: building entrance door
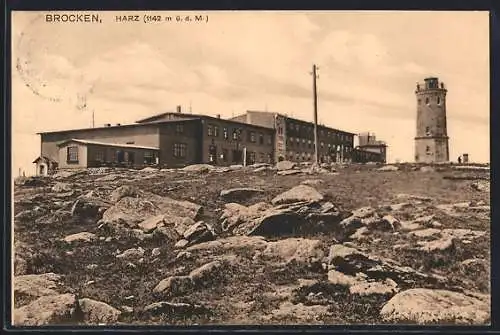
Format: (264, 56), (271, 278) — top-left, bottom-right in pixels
(209, 145), (217, 164)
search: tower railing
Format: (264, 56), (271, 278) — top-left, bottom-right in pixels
(415, 81), (446, 91)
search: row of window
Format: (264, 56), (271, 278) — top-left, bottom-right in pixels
(287, 138), (352, 150)
(286, 122), (353, 141)
(418, 96), (442, 105)
(208, 148), (273, 164)
(66, 146), (158, 165)
(207, 124), (272, 145)
(284, 152), (349, 162)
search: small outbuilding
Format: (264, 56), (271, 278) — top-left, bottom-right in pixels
(32, 156), (58, 176)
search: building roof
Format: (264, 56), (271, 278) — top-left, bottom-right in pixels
(32, 155), (57, 164)
(56, 139), (160, 150)
(358, 143), (388, 147)
(137, 112), (275, 131)
(243, 110), (357, 135)
(37, 119), (199, 135)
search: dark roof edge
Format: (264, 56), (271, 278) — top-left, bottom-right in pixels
(36, 119), (200, 135)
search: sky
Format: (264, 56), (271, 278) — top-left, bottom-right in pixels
(11, 11), (490, 175)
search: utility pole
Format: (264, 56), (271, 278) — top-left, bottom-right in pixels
(311, 64), (319, 166)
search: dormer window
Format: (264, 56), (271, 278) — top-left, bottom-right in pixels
(425, 97), (430, 105)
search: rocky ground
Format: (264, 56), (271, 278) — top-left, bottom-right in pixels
(12, 161), (490, 326)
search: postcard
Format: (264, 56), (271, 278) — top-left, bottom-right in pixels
(10, 10), (490, 326)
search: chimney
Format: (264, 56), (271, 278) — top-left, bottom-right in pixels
(176, 105), (182, 113)
(216, 114), (221, 119)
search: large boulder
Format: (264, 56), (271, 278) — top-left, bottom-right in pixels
(13, 294), (78, 326)
(233, 208), (306, 237)
(271, 185), (323, 205)
(14, 273), (63, 302)
(380, 288), (490, 324)
(186, 236), (269, 253)
(70, 196), (111, 223)
(78, 298), (121, 324)
(327, 244), (444, 286)
(261, 238), (325, 264)
(101, 193), (201, 228)
(182, 221), (216, 246)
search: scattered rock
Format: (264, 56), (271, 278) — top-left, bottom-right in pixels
(151, 248), (161, 257)
(471, 181), (490, 192)
(51, 182), (72, 193)
(380, 288), (490, 324)
(181, 164), (215, 172)
(327, 270), (363, 286)
(261, 238), (325, 264)
(153, 276), (194, 297)
(377, 165), (399, 172)
(14, 293), (78, 326)
(138, 214), (166, 233)
(271, 185), (323, 205)
(189, 260), (225, 285)
(109, 185), (139, 203)
(277, 170), (302, 176)
(349, 278), (399, 296)
(116, 247), (145, 261)
(420, 166), (435, 173)
(389, 202), (412, 211)
(410, 228), (442, 238)
(78, 298), (121, 324)
(182, 221), (215, 246)
(143, 301), (207, 316)
(301, 179), (324, 186)
(417, 237), (455, 252)
(264, 302), (330, 322)
(399, 221), (422, 232)
(276, 160), (296, 171)
(396, 194), (433, 202)
(220, 188), (265, 201)
(174, 239), (189, 249)
(186, 236), (269, 253)
(63, 232), (97, 243)
(95, 174), (121, 182)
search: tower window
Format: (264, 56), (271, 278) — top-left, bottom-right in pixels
(426, 146), (431, 154)
(437, 97), (441, 104)
(425, 126), (430, 135)
(425, 97), (430, 105)
(418, 99), (421, 105)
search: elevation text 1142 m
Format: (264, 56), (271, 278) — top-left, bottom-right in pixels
(115, 14), (209, 24)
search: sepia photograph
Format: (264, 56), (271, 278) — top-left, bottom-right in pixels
(10, 10), (490, 326)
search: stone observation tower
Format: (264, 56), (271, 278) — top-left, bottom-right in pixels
(414, 77), (449, 163)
